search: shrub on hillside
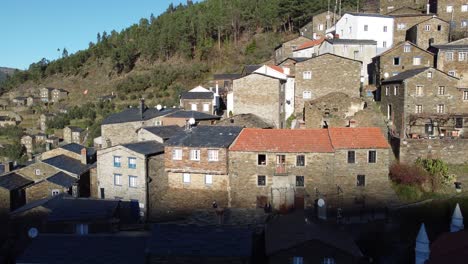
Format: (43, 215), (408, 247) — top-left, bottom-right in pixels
(389, 162), (429, 186)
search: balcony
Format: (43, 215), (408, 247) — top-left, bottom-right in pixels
(274, 164), (288, 176)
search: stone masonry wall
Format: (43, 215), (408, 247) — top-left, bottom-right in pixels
(380, 0), (425, 14)
(165, 147), (228, 175)
(430, 0), (468, 33)
(400, 138), (468, 164)
(436, 49), (468, 87)
(407, 18), (449, 50)
(393, 15), (431, 44)
(101, 116), (164, 148)
(25, 180), (68, 203)
(275, 36), (311, 64)
(181, 98), (213, 113)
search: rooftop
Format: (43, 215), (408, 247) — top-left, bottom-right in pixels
(326, 38), (377, 45)
(0, 172), (33, 190)
(140, 125), (183, 140)
(382, 67), (430, 82)
(329, 127), (389, 149)
(180, 91), (214, 100)
(433, 38), (468, 50)
(42, 155), (91, 176)
(166, 126), (243, 148)
(102, 107), (178, 125)
(121, 140), (165, 156)
(47, 197), (120, 222)
(295, 37), (325, 51)
(47, 172), (77, 188)
(164, 110), (221, 120)
(345, 12), (393, 18)
(61, 143), (96, 157)
(66, 126), (84, 132)
(213, 73), (242, 80)
(215, 114), (274, 128)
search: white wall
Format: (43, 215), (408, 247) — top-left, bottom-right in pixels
(284, 77), (295, 120)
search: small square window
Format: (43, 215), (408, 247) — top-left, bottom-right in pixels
(114, 174), (122, 186)
(385, 86), (389, 96)
(416, 105), (423, 114)
(427, 71), (432, 78)
(129, 176), (137, 188)
(35, 169), (41, 176)
(205, 174), (213, 185)
(113, 156), (121, 167)
(203, 103), (210, 112)
(437, 104), (445, 114)
(51, 189), (60, 196)
(456, 118), (463, 128)
(257, 175), (266, 186)
(303, 91), (312, 99)
(258, 154), (266, 165)
(128, 157), (136, 169)
(383, 26), (388, 32)
(393, 57), (400, 65)
(446, 52), (454, 61)
(424, 25), (431, 31)
(347, 151), (355, 164)
(459, 52), (467, 61)
(191, 103), (198, 111)
(413, 57), (421, 66)
(448, 70), (456, 77)
(447, 5), (453, 13)
(296, 155), (305, 166)
(462, 5), (468, 12)
(364, 25), (368, 31)
(303, 71), (312, 80)
(357, 175), (366, 187)
(463, 91), (468, 101)
(183, 173), (191, 183)
(296, 176), (304, 187)
(208, 149), (219, 161)
(368, 150), (377, 163)
(404, 45), (411, 52)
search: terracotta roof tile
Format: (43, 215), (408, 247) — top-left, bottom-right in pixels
(295, 38), (325, 51)
(229, 129), (334, 153)
(328, 127), (389, 149)
(268, 65), (284, 74)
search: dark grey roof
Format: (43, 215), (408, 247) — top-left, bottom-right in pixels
(102, 107), (178, 125)
(215, 114), (274, 129)
(42, 155), (91, 175)
(147, 224), (253, 257)
(0, 164), (4, 175)
(213, 73), (242, 80)
(327, 38), (377, 45)
(47, 197), (119, 222)
(180, 91), (214, 100)
(242, 65), (262, 75)
(10, 194), (65, 215)
(61, 143), (96, 157)
(165, 126), (243, 148)
(121, 141), (165, 156)
(141, 125), (183, 140)
(67, 126), (84, 132)
(47, 172), (77, 188)
(346, 12), (392, 18)
(53, 88), (69, 93)
(382, 67), (430, 83)
(16, 233), (148, 264)
(0, 172), (33, 190)
(164, 110), (221, 120)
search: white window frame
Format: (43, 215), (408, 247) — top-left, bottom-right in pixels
(51, 189), (60, 196)
(172, 148), (182, 160)
(318, 24), (324, 31)
(459, 52), (467, 61)
(114, 174), (122, 186)
(427, 71), (433, 78)
(404, 45), (411, 52)
(413, 57), (422, 66)
(446, 52), (454, 61)
(35, 169), (41, 176)
(447, 5), (453, 13)
(448, 70), (456, 77)
(183, 173), (191, 183)
(385, 86), (390, 96)
(464, 91), (468, 101)
(203, 103), (210, 112)
(303, 71), (312, 80)
(438, 86), (445, 95)
(424, 25), (431, 31)
(129, 176), (137, 188)
(303, 91), (312, 99)
(437, 104), (445, 114)
(113, 156), (121, 167)
(364, 25), (368, 31)
(416, 85), (424, 96)
(128, 157), (137, 169)
(190, 149), (200, 161)
(415, 105), (423, 114)
(191, 103), (197, 111)
(208, 149), (219, 161)
(462, 4), (468, 12)
(394, 86), (399, 96)
(205, 174), (213, 185)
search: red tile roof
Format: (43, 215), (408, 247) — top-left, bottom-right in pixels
(295, 38), (325, 51)
(328, 127), (389, 149)
(268, 65), (284, 74)
(229, 127), (389, 152)
(230, 128), (334, 153)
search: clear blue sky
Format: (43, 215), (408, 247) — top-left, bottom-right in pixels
(0, 0), (198, 70)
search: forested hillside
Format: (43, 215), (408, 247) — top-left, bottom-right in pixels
(1, 0), (360, 106)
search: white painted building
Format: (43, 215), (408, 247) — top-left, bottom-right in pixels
(335, 13), (394, 54)
(292, 38), (325, 58)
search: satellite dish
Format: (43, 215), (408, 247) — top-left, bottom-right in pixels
(384, 72), (390, 78)
(28, 227), (38, 238)
(317, 198), (325, 207)
(189, 118), (196, 125)
(156, 104), (162, 111)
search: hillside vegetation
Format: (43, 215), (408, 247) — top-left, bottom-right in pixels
(1, 0), (360, 106)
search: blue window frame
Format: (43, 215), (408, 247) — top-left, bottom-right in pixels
(113, 156), (121, 167)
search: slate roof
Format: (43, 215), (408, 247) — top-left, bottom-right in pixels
(141, 125), (183, 140)
(102, 107), (178, 125)
(47, 172), (77, 188)
(42, 155), (91, 175)
(47, 197), (120, 222)
(147, 224), (253, 257)
(215, 114), (274, 129)
(433, 38), (468, 50)
(16, 233), (148, 264)
(180, 91), (214, 100)
(166, 126), (243, 148)
(345, 12), (393, 18)
(213, 73), (242, 80)
(329, 127), (390, 149)
(0, 172), (33, 190)
(164, 110), (221, 120)
(230, 128), (335, 153)
(326, 38), (377, 45)
(61, 143), (96, 157)
(121, 141), (165, 156)
(382, 67), (430, 83)
(67, 126), (84, 132)
(427, 231), (468, 264)
(242, 65), (262, 75)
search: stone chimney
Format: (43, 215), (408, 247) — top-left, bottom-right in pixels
(450, 203), (464, 232)
(427, 3), (430, 15)
(4, 161), (13, 173)
(81, 148), (88, 165)
(415, 223), (430, 264)
(140, 98), (145, 118)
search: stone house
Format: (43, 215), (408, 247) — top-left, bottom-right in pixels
(24, 172), (76, 203)
(39, 87), (54, 103)
(407, 16), (450, 50)
(0, 116), (16, 127)
(380, 0), (426, 14)
(0, 172), (33, 215)
(180, 85), (218, 114)
(97, 140), (164, 218)
(100, 100), (178, 148)
(45, 136), (60, 149)
(300, 11), (341, 39)
(371, 41), (435, 89)
(160, 110), (221, 127)
(432, 38), (468, 87)
(294, 53), (361, 115)
(232, 66), (288, 128)
(228, 127), (394, 210)
(40, 143), (96, 163)
(274, 36), (312, 64)
(21, 135), (36, 154)
(63, 126), (85, 144)
(392, 13), (436, 44)
(292, 37), (325, 58)
(51, 88), (69, 103)
(335, 13), (394, 54)
(162, 126), (242, 212)
(318, 38), (377, 84)
(136, 125), (183, 143)
(26, 96), (41, 107)
(429, 0), (468, 35)
(39, 113), (54, 132)
(381, 67), (466, 138)
(12, 97), (27, 106)
(211, 73), (241, 91)
(215, 114), (274, 128)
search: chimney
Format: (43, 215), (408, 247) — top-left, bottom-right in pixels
(81, 148), (88, 165)
(140, 98), (145, 118)
(4, 161), (13, 173)
(427, 3), (430, 14)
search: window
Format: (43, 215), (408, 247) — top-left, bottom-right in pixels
(437, 25), (442, 31)
(258, 154), (266, 165)
(114, 174), (122, 186)
(393, 57), (400, 65)
(183, 173), (191, 183)
(397, 23), (406, 30)
(404, 45), (411, 52)
(416, 85), (424, 96)
(318, 24), (324, 30)
(293, 256), (304, 264)
(385, 86), (390, 96)
(113, 156), (121, 167)
(323, 258), (335, 264)
(438, 86), (445, 95)
(303, 91), (312, 99)
(437, 104), (445, 114)
(383, 26), (388, 32)
(459, 52), (467, 61)
(35, 169), (41, 176)
(416, 105), (423, 114)
(51, 189), (60, 196)
(464, 91), (468, 101)
(202, 103), (210, 112)
(383, 41), (387, 48)
(368, 150), (377, 163)
(447, 5), (453, 13)
(424, 25), (431, 31)
(462, 20), (468, 28)
(172, 149), (182, 160)
(128, 157), (136, 169)
(257, 175), (266, 186)
(446, 52), (454, 61)
(394, 86), (399, 96)
(413, 57), (422, 66)
(190, 149), (200, 161)
(348, 26), (352, 34)
(463, 5), (468, 12)
(76, 224), (89, 235)
(427, 71), (433, 79)
(296, 155), (305, 166)
(357, 175), (366, 187)
(208, 149), (219, 161)
(191, 103), (197, 111)
(347, 151), (355, 164)
(296, 176), (305, 187)
(456, 118), (463, 128)
(303, 71), (312, 80)
(448, 70), (456, 77)
(129, 176), (137, 188)
(364, 25), (368, 31)
(205, 174), (213, 185)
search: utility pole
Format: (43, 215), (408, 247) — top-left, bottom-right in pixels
(357, 0), (359, 12)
